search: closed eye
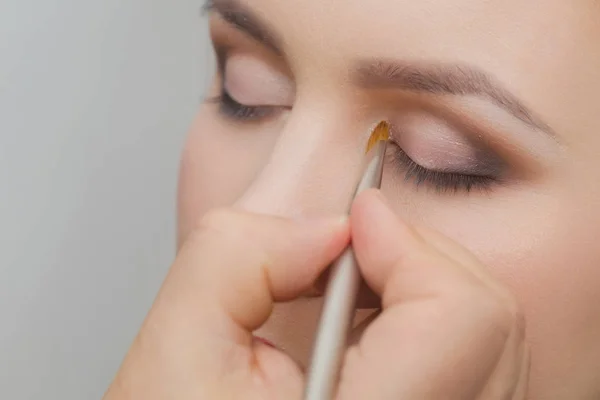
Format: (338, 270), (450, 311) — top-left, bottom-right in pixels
(208, 88), (278, 121)
(386, 141), (499, 193)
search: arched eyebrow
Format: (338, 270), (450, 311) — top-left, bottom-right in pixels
(204, 0), (557, 139)
(354, 61), (556, 137)
(203, 0), (283, 56)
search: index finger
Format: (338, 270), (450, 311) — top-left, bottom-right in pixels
(149, 208), (350, 367)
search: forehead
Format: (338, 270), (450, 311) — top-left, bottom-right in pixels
(246, 0), (575, 64)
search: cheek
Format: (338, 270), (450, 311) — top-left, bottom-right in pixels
(177, 109), (277, 245)
(498, 210), (600, 395)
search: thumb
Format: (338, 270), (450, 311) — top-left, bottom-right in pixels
(337, 190), (518, 399)
(179, 209), (349, 333)
(106, 208), (349, 400)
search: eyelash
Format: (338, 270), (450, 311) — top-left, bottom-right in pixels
(213, 89), (276, 121)
(386, 142), (496, 193)
(211, 81), (497, 193)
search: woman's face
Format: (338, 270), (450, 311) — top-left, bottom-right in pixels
(178, 0), (600, 397)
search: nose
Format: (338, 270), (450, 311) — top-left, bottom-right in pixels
(236, 103), (382, 308)
(236, 105), (370, 217)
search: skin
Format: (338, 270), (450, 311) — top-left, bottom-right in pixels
(175, 0), (600, 398)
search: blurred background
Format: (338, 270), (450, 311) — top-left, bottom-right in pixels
(0, 1), (212, 398)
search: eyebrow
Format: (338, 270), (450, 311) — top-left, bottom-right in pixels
(202, 0), (283, 55)
(355, 61), (555, 135)
(203, 0), (556, 138)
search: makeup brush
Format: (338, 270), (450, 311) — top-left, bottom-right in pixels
(304, 121), (389, 400)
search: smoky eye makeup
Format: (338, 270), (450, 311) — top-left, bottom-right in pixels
(386, 144), (501, 193)
(385, 113), (506, 193)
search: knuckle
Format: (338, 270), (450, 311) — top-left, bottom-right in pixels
(190, 207), (268, 263)
(185, 208), (247, 250)
(197, 207), (239, 233)
(193, 207), (250, 244)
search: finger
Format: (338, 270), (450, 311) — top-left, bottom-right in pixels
(511, 344), (530, 400)
(350, 190), (481, 306)
(111, 209), (349, 399)
(336, 189), (520, 400)
(411, 216), (521, 343)
(165, 207), (349, 347)
(476, 321), (528, 400)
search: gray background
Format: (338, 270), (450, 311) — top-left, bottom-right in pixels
(0, 1), (212, 398)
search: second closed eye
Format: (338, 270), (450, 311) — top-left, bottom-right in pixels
(213, 51), (294, 120)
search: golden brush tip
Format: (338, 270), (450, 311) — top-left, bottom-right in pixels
(366, 121), (390, 153)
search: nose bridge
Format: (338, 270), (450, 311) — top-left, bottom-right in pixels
(237, 106), (369, 217)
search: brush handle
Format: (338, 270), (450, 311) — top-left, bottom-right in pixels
(304, 247), (361, 400)
(303, 139), (388, 400)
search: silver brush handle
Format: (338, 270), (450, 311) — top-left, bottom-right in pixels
(304, 140), (387, 400)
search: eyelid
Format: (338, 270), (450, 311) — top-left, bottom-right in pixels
(422, 96), (560, 173)
(385, 142), (498, 193)
(211, 22), (293, 92)
(219, 51), (295, 107)
(388, 113), (506, 177)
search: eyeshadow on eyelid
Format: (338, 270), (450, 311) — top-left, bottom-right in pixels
(392, 113), (503, 174)
(225, 54), (294, 105)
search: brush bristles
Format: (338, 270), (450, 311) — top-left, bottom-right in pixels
(365, 121), (390, 153)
